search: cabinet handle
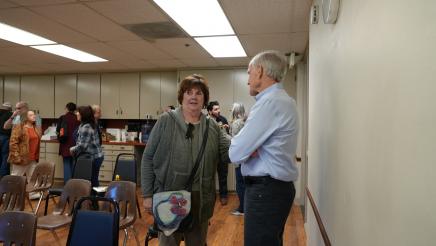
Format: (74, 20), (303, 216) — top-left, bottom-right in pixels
(120, 109), (123, 115)
(116, 109), (118, 115)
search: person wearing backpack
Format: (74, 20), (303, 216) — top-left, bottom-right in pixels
(57, 102), (80, 184)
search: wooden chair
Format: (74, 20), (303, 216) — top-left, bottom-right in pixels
(0, 175), (26, 212)
(37, 179), (91, 243)
(104, 181), (139, 246)
(26, 161), (55, 215)
(0, 211), (37, 246)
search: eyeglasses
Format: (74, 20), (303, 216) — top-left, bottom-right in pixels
(186, 123), (194, 139)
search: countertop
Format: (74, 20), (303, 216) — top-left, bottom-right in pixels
(41, 139), (146, 146)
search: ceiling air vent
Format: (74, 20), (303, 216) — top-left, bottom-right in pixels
(124, 22), (187, 40)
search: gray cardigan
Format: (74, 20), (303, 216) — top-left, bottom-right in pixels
(141, 107), (230, 222)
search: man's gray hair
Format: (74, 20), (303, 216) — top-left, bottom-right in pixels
(249, 50), (288, 82)
(232, 102), (246, 121)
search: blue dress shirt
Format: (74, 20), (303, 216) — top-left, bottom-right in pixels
(229, 83), (299, 182)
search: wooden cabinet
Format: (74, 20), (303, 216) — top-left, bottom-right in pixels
(233, 69), (254, 113)
(39, 142), (63, 179)
(55, 74), (77, 118)
(178, 70), (234, 120)
(101, 73), (139, 119)
(20, 75), (54, 118)
(0, 76), (3, 103)
(100, 144), (134, 182)
(4, 75), (20, 105)
(160, 71), (178, 112)
(140, 72), (162, 119)
(77, 74), (100, 107)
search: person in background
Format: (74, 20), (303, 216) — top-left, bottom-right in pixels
(8, 110), (41, 199)
(229, 102), (247, 216)
(207, 100), (230, 205)
(3, 101), (29, 130)
(141, 74), (230, 246)
(0, 102), (13, 178)
(57, 102), (80, 184)
(91, 104), (104, 187)
(229, 50), (299, 246)
(70, 106), (103, 187)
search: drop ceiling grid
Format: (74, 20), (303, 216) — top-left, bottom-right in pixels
(0, 7), (96, 43)
(29, 3), (142, 42)
(84, 0), (169, 25)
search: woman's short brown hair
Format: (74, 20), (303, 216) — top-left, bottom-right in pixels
(178, 74), (209, 107)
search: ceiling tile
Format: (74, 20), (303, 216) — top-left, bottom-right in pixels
(0, 0), (18, 8)
(180, 58), (218, 68)
(0, 39), (21, 48)
(106, 40), (173, 60)
(154, 38), (211, 59)
(150, 59), (186, 69)
(292, 0), (311, 32)
(216, 57), (251, 67)
(0, 46), (78, 65)
(10, 0), (76, 6)
(220, 0), (295, 34)
(240, 33), (308, 56)
(0, 8), (95, 43)
(85, 0), (168, 25)
(31, 3), (141, 42)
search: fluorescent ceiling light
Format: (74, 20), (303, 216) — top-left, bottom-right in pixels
(0, 22), (56, 46)
(195, 36), (246, 58)
(31, 44), (107, 62)
(153, 0), (235, 37)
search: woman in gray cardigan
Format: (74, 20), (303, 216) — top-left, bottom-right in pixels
(141, 74), (230, 246)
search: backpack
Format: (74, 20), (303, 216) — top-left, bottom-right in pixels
(56, 115), (68, 143)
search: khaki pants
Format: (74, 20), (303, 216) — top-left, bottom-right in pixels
(11, 160), (38, 184)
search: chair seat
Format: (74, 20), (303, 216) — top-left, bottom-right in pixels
(37, 214), (72, 230)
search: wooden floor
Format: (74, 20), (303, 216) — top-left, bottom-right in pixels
(30, 192), (306, 246)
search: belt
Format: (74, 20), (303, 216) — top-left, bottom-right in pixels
(243, 176), (291, 185)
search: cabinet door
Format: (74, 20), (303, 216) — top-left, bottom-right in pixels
(55, 74), (77, 118)
(118, 73), (140, 119)
(0, 77), (3, 103)
(160, 71), (178, 110)
(4, 76), (20, 105)
(179, 70), (233, 119)
(21, 75), (55, 118)
(140, 72), (161, 119)
(233, 69), (254, 113)
(100, 74), (120, 119)
(77, 74), (100, 107)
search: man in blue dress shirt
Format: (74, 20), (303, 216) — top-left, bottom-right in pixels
(229, 50), (299, 246)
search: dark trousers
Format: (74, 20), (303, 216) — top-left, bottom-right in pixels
(235, 166), (245, 212)
(244, 176), (295, 246)
(0, 134), (10, 177)
(217, 161), (228, 198)
(91, 156), (104, 187)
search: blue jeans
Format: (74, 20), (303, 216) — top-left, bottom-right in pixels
(0, 134), (10, 177)
(92, 156), (104, 187)
(63, 156), (74, 184)
(235, 166), (245, 212)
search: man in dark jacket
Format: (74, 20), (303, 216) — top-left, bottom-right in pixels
(0, 102), (13, 178)
(207, 101), (230, 205)
(57, 102), (80, 184)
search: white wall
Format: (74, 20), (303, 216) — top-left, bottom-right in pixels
(307, 0), (436, 245)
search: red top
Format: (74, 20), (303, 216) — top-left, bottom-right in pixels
(27, 127), (40, 161)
